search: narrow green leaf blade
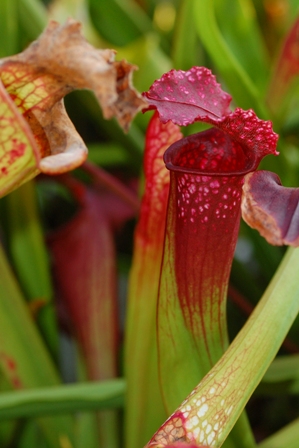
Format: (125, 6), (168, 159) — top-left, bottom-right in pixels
(258, 418), (299, 448)
(18, 0), (48, 41)
(0, 244), (74, 447)
(5, 181), (58, 358)
(0, 0), (18, 57)
(0, 379), (125, 420)
(193, 0), (268, 118)
(88, 0), (152, 46)
(172, 0), (201, 70)
(214, 0), (269, 93)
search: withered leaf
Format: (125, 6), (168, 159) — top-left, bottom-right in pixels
(0, 18), (147, 180)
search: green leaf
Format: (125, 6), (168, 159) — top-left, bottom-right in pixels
(19, 420), (49, 448)
(0, 0), (18, 57)
(256, 354), (299, 396)
(0, 243), (74, 447)
(172, 0), (202, 70)
(5, 181), (58, 359)
(258, 418), (299, 448)
(75, 413), (99, 448)
(263, 355), (299, 383)
(214, 0), (269, 93)
(0, 379), (125, 420)
(87, 143), (131, 167)
(18, 0), (48, 41)
(6, 181), (53, 301)
(193, 0), (268, 118)
(88, 0), (152, 46)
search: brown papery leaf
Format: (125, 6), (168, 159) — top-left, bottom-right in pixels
(0, 19), (147, 174)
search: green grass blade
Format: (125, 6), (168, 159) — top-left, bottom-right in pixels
(172, 0), (201, 70)
(0, 244), (74, 447)
(0, 379), (125, 420)
(262, 355), (299, 383)
(193, 0), (268, 118)
(18, 0), (48, 41)
(5, 181), (58, 359)
(18, 421), (49, 448)
(255, 354), (299, 396)
(88, 0), (152, 46)
(214, 0), (269, 93)
(0, 0), (18, 56)
(258, 418), (299, 448)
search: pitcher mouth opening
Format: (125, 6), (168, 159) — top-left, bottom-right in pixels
(164, 127), (258, 178)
